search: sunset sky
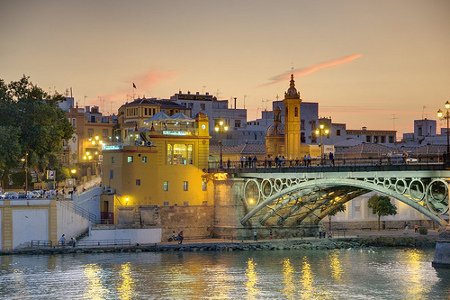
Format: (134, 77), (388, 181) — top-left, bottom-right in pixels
(1, 0), (449, 136)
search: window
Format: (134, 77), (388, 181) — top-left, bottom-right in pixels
(71, 118), (76, 128)
(234, 120), (241, 128)
(183, 181), (188, 191)
(366, 136), (371, 143)
(336, 129), (341, 136)
(295, 107), (298, 117)
(142, 156), (147, 163)
(301, 120), (305, 130)
(136, 179), (141, 186)
(102, 129), (108, 138)
(111, 156), (115, 163)
(200, 103), (206, 110)
(374, 136), (379, 143)
(163, 181), (169, 191)
(109, 170), (114, 179)
(90, 116), (96, 123)
(389, 136), (394, 143)
(418, 126), (422, 136)
(310, 121), (316, 130)
(301, 132), (306, 143)
(87, 129), (94, 138)
(381, 136), (386, 143)
(163, 201), (169, 206)
(127, 156), (133, 163)
(202, 181), (207, 191)
(167, 144), (193, 165)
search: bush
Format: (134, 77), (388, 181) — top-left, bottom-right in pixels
(418, 227), (428, 235)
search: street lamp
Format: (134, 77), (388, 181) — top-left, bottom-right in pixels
(214, 120), (229, 169)
(437, 101), (450, 160)
(315, 124), (329, 165)
(21, 152), (29, 194)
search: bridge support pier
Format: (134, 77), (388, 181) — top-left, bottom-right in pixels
(432, 181), (450, 269)
(432, 222), (450, 268)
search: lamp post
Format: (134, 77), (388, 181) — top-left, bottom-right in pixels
(315, 124), (329, 165)
(21, 152), (29, 194)
(437, 101), (450, 161)
(214, 120), (229, 169)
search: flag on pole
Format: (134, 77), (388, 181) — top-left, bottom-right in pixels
(133, 83), (137, 89)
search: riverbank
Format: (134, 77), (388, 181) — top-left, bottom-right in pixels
(0, 230), (439, 256)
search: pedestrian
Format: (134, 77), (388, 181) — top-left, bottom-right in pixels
(253, 230), (257, 241)
(329, 152), (335, 166)
(306, 154), (311, 167)
(240, 156), (244, 168)
(177, 231), (184, 244)
(59, 234), (66, 246)
(303, 155), (307, 166)
(70, 237), (77, 247)
(414, 224), (419, 233)
(252, 156), (257, 168)
(227, 158), (231, 169)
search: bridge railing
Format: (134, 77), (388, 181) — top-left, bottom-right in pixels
(208, 155), (445, 173)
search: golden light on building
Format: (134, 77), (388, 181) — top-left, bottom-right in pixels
(70, 168), (77, 174)
(95, 135), (100, 141)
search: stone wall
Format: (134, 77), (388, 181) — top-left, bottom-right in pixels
(159, 205), (214, 240)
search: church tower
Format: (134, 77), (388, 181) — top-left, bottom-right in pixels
(283, 74), (301, 160)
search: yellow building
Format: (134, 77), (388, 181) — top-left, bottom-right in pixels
(66, 105), (116, 176)
(266, 74), (307, 160)
(101, 112), (213, 236)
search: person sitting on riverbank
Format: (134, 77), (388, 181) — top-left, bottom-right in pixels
(177, 231), (184, 244)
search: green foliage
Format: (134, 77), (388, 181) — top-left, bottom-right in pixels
(0, 76), (74, 187)
(418, 227), (428, 235)
(368, 194), (398, 230)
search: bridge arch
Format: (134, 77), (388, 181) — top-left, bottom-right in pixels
(241, 178), (448, 226)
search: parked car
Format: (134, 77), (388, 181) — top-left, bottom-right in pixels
(0, 193), (6, 199)
(18, 192), (27, 199)
(4, 192), (19, 199)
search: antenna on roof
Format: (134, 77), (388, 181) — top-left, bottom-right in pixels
(422, 105), (426, 120)
(392, 114), (398, 131)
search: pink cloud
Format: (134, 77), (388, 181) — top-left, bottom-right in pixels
(261, 54), (362, 86)
(92, 69), (177, 112)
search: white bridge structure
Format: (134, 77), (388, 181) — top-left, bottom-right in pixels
(216, 164), (450, 228)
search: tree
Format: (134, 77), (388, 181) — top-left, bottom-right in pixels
(0, 76), (73, 188)
(327, 203), (346, 231)
(368, 194), (398, 230)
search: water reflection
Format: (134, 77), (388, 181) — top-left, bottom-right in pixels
(118, 263), (134, 300)
(282, 258), (296, 299)
(245, 258), (259, 299)
(84, 264), (108, 300)
(300, 257), (313, 299)
(329, 251), (343, 282)
(404, 249), (427, 299)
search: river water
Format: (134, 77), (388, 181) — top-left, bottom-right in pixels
(0, 248), (449, 299)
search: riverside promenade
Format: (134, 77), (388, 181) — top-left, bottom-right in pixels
(0, 229), (440, 256)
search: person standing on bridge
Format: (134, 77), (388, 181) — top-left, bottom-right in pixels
(329, 152), (335, 166)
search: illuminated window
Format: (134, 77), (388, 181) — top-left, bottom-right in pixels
(183, 181), (188, 191)
(127, 156), (133, 163)
(163, 181), (169, 191)
(142, 156), (147, 163)
(167, 144), (193, 165)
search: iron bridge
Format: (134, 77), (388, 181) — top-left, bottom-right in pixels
(228, 165), (450, 227)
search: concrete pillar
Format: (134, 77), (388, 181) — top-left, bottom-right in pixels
(2, 201), (13, 251)
(432, 180), (450, 268)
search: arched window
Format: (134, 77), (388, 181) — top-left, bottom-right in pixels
(295, 107), (298, 117)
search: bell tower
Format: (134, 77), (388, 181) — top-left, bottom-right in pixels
(283, 74), (301, 160)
